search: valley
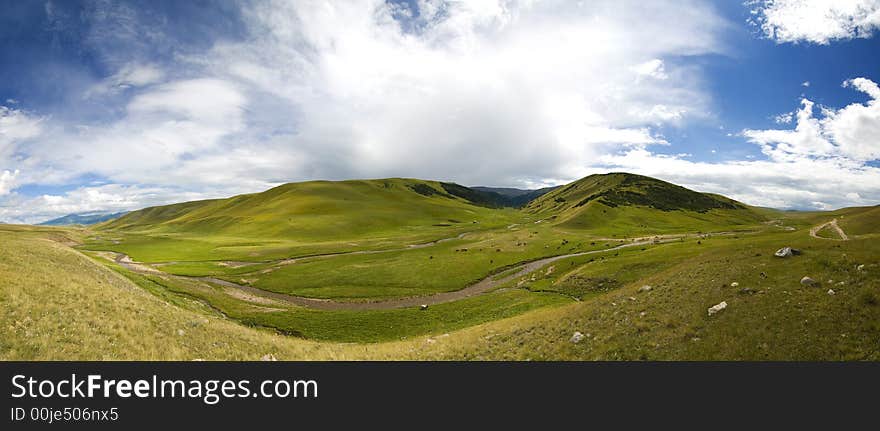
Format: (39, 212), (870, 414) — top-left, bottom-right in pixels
(2, 173), (878, 359)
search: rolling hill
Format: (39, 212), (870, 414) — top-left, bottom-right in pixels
(525, 173), (767, 235)
(97, 178), (520, 241)
(97, 173), (771, 242)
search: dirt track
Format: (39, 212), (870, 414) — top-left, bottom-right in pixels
(809, 219), (849, 241)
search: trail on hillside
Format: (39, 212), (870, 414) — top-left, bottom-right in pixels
(809, 219), (849, 241)
(110, 235), (694, 311)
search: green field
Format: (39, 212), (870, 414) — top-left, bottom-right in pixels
(2, 173), (878, 360)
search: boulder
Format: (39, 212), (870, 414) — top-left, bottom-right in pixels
(707, 301), (728, 316)
(570, 332), (585, 344)
(730, 282), (739, 288)
(419, 304), (429, 311)
(638, 285), (653, 293)
(774, 247), (793, 258)
(827, 289), (836, 295)
(800, 276), (817, 287)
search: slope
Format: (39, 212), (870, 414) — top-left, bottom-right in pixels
(98, 178), (519, 242)
(524, 173), (766, 235)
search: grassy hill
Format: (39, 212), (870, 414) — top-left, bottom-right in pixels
(836, 205), (880, 236)
(525, 173), (767, 236)
(99, 178), (518, 241)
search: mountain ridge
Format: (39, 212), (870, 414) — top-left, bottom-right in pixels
(39, 211), (128, 226)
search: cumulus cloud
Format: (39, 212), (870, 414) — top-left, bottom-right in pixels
(0, 169), (18, 196)
(190, 0), (721, 185)
(744, 77), (880, 162)
(750, 0), (880, 44)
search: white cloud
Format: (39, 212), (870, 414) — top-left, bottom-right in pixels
(745, 77), (880, 162)
(802, 81), (810, 87)
(0, 183), (240, 224)
(17, 78), (248, 187)
(774, 112), (793, 124)
(632, 59), (669, 81)
(0, 169), (18, 196)
(1, 106), (43, 163)
(744, 99), (835, 161)
(750, 0), (880, 44)
(85, 63), (165, 97)
(190, 0), (722, 185)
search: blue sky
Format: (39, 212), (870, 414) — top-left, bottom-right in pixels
(1, 0), (879, 223)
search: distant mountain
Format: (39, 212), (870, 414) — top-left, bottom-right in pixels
(471, 186), (558, 207)
(39, 211), (128, 226)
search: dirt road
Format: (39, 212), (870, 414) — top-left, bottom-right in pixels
(809, 219), (849, 241)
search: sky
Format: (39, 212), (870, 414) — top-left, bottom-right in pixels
(1, 0), (879, 224)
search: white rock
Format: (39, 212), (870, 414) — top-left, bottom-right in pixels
(260, 354), (277, 361)
(707, 301), (728, 316)
(730, 282), (739, 288)
(638, 285), (653, 293)
(800, 276), (817, 287)
(857, 264), (866, 271)
(774, 247), (793, 258)
(176, 329), (185, 336)
(570, 332), (585, 343)
(827, 289), (835, 295)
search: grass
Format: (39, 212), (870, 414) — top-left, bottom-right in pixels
(98, 259), (572, 343)
(241, 226), (611, 299)
(3, 174), (879, 360)
(2, 212), (878, 359)
(405, 230), (880, 360)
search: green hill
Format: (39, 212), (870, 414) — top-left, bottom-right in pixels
(98, 178), (519, 242)
(836, 205), (880, 236)
(524, 173), (766, 235)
